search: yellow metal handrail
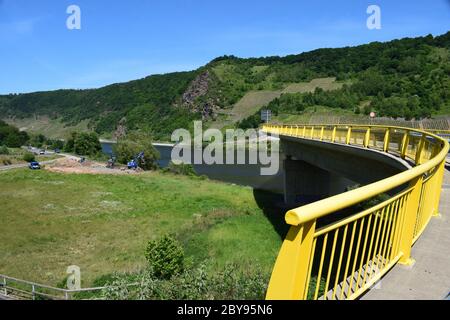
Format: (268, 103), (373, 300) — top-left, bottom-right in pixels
(262, 124), (449, 300)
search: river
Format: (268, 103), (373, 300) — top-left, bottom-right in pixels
(101, 142), (284, 193)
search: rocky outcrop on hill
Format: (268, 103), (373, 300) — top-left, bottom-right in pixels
(113, 117), (127, 140)
(182, 71), (219, 120)
(182, 71), (210, 105)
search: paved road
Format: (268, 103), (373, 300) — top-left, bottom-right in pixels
(0, 148), (79, 172)
(362, 169), (450, 300)
(0, 159), (58, 172)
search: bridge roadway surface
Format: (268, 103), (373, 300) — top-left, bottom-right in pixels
(362, 169), (450, 300)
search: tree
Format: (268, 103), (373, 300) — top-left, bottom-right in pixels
(64, 132), (102, 156)
(114, 131), (160, 170)
(0, 121), (29, 147)
(29, 134), (46, 148)
(23, 152), (35, 163)
(49, 139), (65, 150)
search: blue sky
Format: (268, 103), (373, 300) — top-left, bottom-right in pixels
(0, 0), (449, 94)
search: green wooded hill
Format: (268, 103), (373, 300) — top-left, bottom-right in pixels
(1, 31), (449, 140)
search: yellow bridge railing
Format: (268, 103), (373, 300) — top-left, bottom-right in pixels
(262, 124), (449, 300)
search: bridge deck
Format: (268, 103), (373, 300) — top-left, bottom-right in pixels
(362, 169), (450, 300)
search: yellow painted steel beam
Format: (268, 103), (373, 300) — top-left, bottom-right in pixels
(262, 123), (449, 300)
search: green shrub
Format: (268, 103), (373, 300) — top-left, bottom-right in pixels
(23, 152), (35, 163)
(162, 161), (197, 176)
(100, 262), (269, 300)
(0, 145), (9, 155)
(101, 274), (131, 300)
(64, 132), (102, 156)
(145, 235), (184, 279)
(114, 131), (160, 171)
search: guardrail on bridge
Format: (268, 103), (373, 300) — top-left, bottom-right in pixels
(262, 124), (449, 300)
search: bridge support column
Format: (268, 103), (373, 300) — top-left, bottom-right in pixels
(283, 157), (331, 206)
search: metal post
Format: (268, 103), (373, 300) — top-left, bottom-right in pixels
(266, 221), (317, 300)
(331, 126), (337, 143)
(364, 128), (371, 148)
(383, 128), (391, 152)
(432, 159), (446, 217)
(398, 175), (423, 265)
(415, 134), (426, 165)
(346, 126), (352, 145)
(401, 131), (410, 159)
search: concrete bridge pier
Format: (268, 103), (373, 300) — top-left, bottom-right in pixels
(280, 136), (410, 208)
(283, 157), (329, 205)
(283, 156), (356, 206)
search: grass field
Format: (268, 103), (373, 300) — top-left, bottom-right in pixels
(0, 169), (282, 287)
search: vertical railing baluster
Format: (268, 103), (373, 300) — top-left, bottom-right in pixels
(383, 128), (391, 152)
(346, 126), (352, 145)
(3, 277), (7, 296)
(323, 230), (339, 299)
(332, 225), (348, 300)
(364, 127), (371, 148)
(401, 130), (410, 159)
(332, 126), (337, 143)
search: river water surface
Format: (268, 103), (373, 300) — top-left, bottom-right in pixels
(101, 142), (284, 193)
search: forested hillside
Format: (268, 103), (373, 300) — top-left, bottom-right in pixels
(1, 31), (449, 140)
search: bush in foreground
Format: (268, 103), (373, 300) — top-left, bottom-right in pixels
(145, 235), (184, 279)
(101, 263), (269, 300)
(99, 234), (269, 300)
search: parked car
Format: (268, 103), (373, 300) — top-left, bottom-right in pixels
(39, 150), (46, 155)
(54, 148), (61, 153)
(28, 162), (41, 170)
